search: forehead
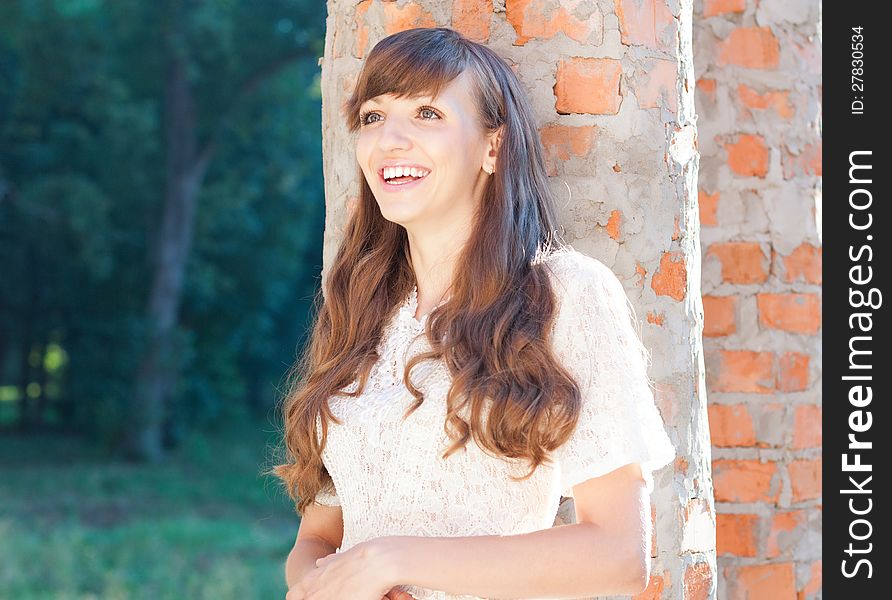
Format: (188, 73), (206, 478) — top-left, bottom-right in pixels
(363, 72), (477, 110)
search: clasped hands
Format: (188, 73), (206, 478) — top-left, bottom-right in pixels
(286, 537), (416, 600)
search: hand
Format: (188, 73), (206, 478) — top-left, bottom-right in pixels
(382, 587), (417, 600)
(285, 540), (396, 600)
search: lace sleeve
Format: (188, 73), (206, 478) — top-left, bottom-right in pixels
(313, 483), (341, 507)
(551, 255), (676, 497)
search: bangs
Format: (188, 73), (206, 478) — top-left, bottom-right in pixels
(345, 28), (470, 132)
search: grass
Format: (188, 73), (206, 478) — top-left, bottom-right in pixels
(0, 418), (301, 599)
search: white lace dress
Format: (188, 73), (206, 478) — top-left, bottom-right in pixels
(313, 248), (676, 600)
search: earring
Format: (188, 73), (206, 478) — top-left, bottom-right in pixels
(484, 165), (494, 175)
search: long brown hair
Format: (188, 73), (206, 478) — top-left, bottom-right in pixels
(270, 27), (585, 515)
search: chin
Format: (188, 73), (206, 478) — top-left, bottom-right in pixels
(375, 200), (424, 226)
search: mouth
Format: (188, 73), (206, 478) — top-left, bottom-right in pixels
(378, 165), (431, 192)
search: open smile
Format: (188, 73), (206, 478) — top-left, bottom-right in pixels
(377, 165), (430, 192)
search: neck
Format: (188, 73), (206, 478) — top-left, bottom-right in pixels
(405, 226), (469, 311)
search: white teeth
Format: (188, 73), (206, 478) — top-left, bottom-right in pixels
(383, 166), (429, 182)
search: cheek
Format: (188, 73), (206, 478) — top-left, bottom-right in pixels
(355, 136), (372, 172)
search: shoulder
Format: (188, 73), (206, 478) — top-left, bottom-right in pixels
(539, 248), (639, 343)
(539, 246), (621, 298)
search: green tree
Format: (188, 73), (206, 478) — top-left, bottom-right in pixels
(0, 0), (326, 460)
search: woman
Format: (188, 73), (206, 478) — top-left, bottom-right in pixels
(275, 27), (676, 600)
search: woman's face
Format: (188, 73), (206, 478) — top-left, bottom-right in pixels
(354, 71), (497, 228)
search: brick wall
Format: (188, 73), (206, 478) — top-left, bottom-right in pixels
(693, 0), (822, 598)
(321, 1), (711, 598)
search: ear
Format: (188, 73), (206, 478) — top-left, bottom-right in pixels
(483, 125), (504, 174)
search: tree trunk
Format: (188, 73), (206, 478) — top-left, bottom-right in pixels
(124, 5), (308, 461)
(125, 31), (209, 461)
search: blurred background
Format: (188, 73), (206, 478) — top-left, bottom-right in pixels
(1, 1), (326, 597)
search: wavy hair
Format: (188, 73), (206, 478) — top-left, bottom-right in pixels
(270, 27), (585, 514)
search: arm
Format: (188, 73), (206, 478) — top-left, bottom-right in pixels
(286, 537), (337, 589)
(286, 501), (344, 589)
(374, 463), (651, 599)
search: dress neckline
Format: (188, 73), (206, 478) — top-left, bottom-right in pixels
(397, 248), (574, 329)
(401, 284), (450, 328)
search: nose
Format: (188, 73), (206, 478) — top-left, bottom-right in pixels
(376, 116), (413, 152)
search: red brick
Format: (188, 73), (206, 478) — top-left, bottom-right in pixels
(766, 510), (806, 558)
(683, 560), (713, 600)
(716, 513), (758, 557)
(782, 243), (822, 284)
(636, 59), (678, 113)
(353, 0), (372, 58)
(713, 459), (779, 503)
(789, 458), (822, 503)
(706, 242), (769, 284)
(718, 27), (781, 69)
(703, 0), (746, 17)
(731, 563), (796, 600)
(792, 404), (822, 449)
(452, 0), (492, 42)
(752, 403), (786, 449)
(757, 293), (822, 334)
(711, 350), (775, 394)
(725, 134), (769, 177)
(554, 57), (623, 115)
(507, 0), (601, 45)
(779, 352), (810, 392)
(738, 83), (795, 119)
(697, 78), (717, 94)
(383, 2), (437, 35)
(708, 404), (755, 447)
(703, 295), (737, 337)
(699, 189), (719, 226)
(633, 569), (669, 600)
(651, 251), (687, 301)
(616, 0), (676, 52)
(798, 560), (822, 600)
(782, 141), (822, 179)
(538, 124), (597, 175)
(606, 209), (622, 241)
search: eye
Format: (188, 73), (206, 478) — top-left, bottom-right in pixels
(418, 106), (440, 120)
(359, 110), (382, 126)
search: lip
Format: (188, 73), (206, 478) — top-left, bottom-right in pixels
(377, 168), (430, 193)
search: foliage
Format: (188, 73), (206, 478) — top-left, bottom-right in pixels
(0, 0), (327, 447)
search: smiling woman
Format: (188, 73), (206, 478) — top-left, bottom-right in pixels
(274, 27), (675, 600)
(354, 70), (500, 229)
